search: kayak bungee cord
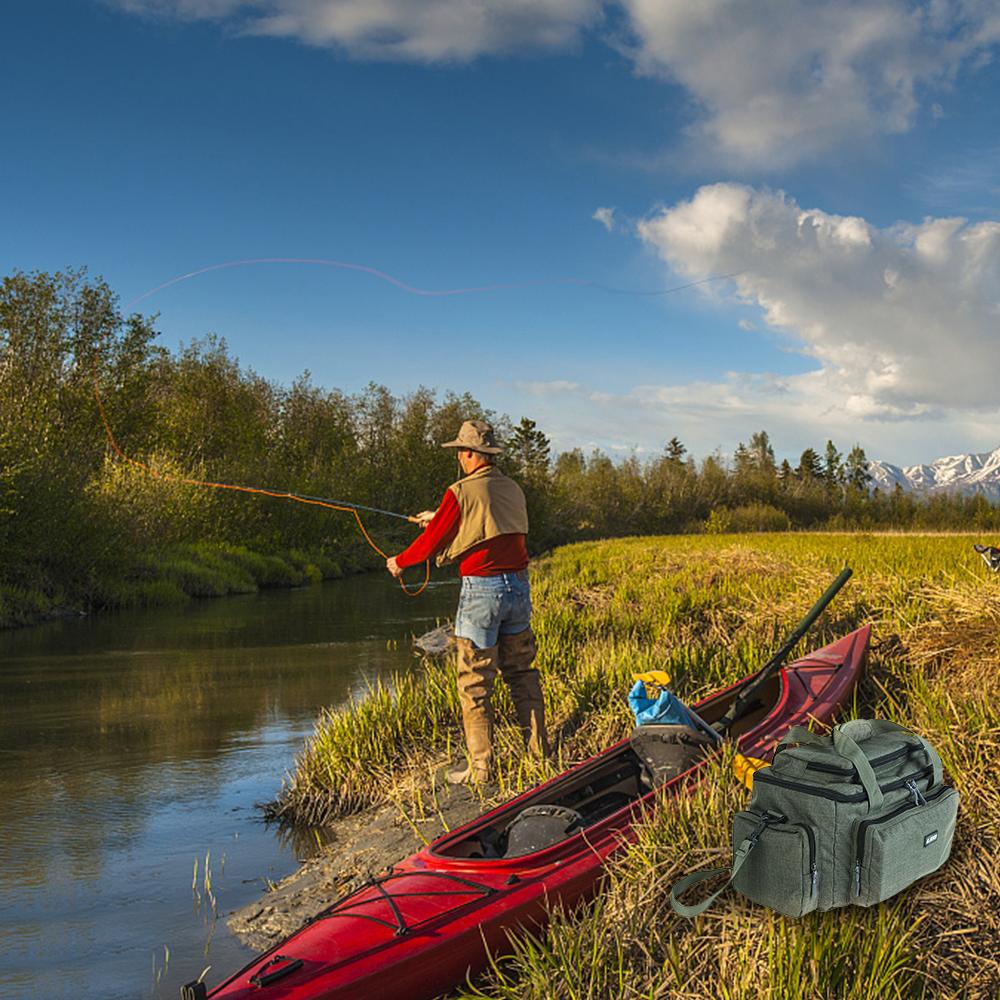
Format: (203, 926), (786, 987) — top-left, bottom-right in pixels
(94, 257), (739, 599)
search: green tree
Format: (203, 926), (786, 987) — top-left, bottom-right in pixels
(665, 436), (686, 463)
(824, 440), (844, 489)
(507, 418), (551, 479)
(749, 431), (776, 474)
(796, 448), (823, 480)
(845, 444), (873, 492)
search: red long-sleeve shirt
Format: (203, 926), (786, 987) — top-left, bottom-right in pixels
(395, 489), (528, 576)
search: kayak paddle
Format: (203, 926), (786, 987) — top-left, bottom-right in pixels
(713, 566), (854, 737)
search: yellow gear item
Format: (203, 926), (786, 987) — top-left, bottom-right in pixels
(734, 753), (770, 790)
(632, 670), (672, 691)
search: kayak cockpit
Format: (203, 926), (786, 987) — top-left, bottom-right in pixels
(431, 672), (784, 862)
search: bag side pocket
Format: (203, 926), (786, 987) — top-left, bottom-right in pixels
(732, 811), (818, 918)
(854, 787), (959, 907)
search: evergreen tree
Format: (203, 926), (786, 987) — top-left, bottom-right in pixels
(824, 440), (844, 488)
(665, 436), (686, 463)
(508, 417), (551, 478)
(733, 441), (753, 474)
(845, 444), (873, 492)
(796, 448), (823, 480)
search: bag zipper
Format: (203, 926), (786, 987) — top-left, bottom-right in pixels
(853, 785), (948, 895)
(753, 765), (933, 803)
(795, 822), (818, 897)
(804, 744), (911, 775)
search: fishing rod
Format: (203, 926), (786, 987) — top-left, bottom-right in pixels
(713, 566), (854, 736)
(259, 492), (420, 523)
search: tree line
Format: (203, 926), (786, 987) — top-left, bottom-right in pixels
(2, 269), (997, 620)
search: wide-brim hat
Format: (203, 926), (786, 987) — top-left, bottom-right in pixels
(441, 419), (504, 454)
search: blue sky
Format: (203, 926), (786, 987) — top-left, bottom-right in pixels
(4, 1), (1000, 464)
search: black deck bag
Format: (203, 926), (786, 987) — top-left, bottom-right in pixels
(630, 724), (716, 788)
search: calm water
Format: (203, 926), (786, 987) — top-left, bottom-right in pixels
(0, 575), (457, 1000)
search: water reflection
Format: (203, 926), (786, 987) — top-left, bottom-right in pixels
(0, 574), (456, 1000)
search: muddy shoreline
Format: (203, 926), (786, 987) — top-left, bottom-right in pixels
(228, 766), (490, 950)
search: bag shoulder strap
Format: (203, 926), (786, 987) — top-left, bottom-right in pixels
(670, 813), (777, 918)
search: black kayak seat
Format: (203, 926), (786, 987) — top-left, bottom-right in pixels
(504, 805), (583, 857)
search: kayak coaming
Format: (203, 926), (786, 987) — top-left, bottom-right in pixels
(206, 625), (869, 1000)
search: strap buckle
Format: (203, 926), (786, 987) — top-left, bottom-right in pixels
(748, 810), (785, 847)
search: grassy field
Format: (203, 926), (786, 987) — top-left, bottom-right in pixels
(275, 533), (1000, 999)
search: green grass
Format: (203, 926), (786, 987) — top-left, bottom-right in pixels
(276, 532), (1000, 997)
(0, 540), (366, 628)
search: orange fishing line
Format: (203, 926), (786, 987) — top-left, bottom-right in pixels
(92, 368), (430, 597)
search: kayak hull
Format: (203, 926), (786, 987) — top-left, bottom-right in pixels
(206, 625), (869, 1000)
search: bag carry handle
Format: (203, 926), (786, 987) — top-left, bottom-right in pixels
(837, 719), (943, 788)
(831, 728), (883, 812)
(777, 720), (942, 792)
(670, 812), (779, 918)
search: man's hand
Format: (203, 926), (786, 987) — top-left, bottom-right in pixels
(386, 556), (404, 579)
(414, 510), (436, 528)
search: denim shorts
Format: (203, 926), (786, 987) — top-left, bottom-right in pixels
(454, 571), (531, 649)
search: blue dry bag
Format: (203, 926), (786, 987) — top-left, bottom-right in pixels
(628, 680), (695, 727)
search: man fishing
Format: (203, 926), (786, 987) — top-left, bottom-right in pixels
(386, 420), (549, 784)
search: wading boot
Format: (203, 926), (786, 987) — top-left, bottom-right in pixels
(449, 637), (498, 784)
(498, 627), (550, 759)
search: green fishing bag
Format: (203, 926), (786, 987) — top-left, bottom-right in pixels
(670, 719), (959, 918)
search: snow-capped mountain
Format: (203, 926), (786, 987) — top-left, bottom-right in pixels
(869, 447), (1000, 499)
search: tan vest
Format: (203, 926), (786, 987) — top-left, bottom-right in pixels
(436, 466), (529, 567)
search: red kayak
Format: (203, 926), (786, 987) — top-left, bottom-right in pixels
(192, 626), (869, 1000)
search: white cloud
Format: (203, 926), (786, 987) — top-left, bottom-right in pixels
(592, 206), (617, 231)
(619, 0), (1000, 167)
(637, 183), (1000, 415)
(502, 184), (1000, 462)
(109, 1), (1000, 165)
(112, 0), (603, 61)
(505, 373), (1000, 467)
(514, 379), (583, 395)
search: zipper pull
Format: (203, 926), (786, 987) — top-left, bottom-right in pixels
(906, 779), (927, 806)
(854, 860), (862, 896)
(810, 863), (818, 897)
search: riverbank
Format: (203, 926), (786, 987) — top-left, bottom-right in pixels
(249, 533), (999, 998)
(0, 540), (383, 630)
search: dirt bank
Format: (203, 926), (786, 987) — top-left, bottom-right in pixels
(228, 765), (494, 951)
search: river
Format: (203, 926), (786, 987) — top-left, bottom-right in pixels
(0, 574), (458, 1000)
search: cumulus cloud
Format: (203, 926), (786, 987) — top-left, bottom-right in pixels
(111, 0), (603, 61)
(621, 0), (1000, 167)
(592, 206), (617, 231)
(638, 183), (1000, 414)
(110, 1), (1000, 165)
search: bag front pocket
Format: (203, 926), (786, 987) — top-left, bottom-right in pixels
(731, 811), (818, 918)
(853, 786), (959, 906)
